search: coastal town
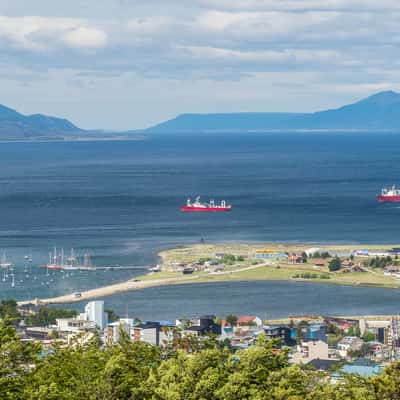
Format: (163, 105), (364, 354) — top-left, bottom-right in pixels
(7, 297), (400, 382)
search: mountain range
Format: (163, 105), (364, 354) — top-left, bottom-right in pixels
(2, 90), (400, 140)
(147, 90), (400, 133)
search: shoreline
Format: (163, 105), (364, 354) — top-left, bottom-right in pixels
(18, 242), (400, 306)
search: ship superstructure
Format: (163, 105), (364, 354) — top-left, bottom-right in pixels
(180, 196), (232, 212)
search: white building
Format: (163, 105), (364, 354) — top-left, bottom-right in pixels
(105, 318), (134, 344)
(291, 340), (329, 364)
(79, 300), (108, 330)
(337, 336), (364, 358)
(56, 318), (95, 333)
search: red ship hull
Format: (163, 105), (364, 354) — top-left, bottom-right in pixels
(180, 206), (232, 212)
(377, 195), (400, 203)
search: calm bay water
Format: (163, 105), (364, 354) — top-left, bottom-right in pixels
(1, 132), (400, 316)
(70, 281), (400, 321)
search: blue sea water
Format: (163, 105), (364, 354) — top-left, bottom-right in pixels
(1, 132), (400, 316)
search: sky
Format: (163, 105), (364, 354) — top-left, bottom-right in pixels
(1, 0), (400, 130)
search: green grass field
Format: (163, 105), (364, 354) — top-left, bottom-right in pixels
(155, 243), (400, 289)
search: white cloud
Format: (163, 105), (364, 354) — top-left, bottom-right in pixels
(180, 45), (347, 66)
(63, 27), (107, 49)
(127, 16), (174, 35)
(194, 0), (400, 12)
(0, 16), (107, 51)
(195, 10), (337, 38)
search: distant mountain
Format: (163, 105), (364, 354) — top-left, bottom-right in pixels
(147, 91), (400, 132)
(0, 104), (84, 140)
(0, 104), (143, 141)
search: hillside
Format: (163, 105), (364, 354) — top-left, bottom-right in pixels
(0, 104), (84, 140)
(148, 91), (400, 132)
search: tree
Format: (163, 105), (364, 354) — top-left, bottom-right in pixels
(225, 314), (238, 327)
(362, 330), (376, 342)
(0, 299), (21, 321)
(328, 257), (342, 272)
(24, 341), (109, 400)
(222, 254), (236, 265)
(25, 306), (77, 327)
(0, 318), (41, 399)
(105, 308), (119, 323)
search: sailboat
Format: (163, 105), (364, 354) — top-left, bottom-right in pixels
(0, 251), (12, 270)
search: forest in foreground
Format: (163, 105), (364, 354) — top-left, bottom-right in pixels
(1, 317), (400, 400)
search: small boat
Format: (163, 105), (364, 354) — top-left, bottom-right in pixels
(180, 196), (232, 212)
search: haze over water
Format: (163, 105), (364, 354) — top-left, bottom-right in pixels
(1, 132), (400, 317)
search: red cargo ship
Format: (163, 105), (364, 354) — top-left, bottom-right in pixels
(180, 196), (232, 212)
(377, 185), (400, 203)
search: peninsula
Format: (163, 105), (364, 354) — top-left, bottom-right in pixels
(20, 243), (400, 306)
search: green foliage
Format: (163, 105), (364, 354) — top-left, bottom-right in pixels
(363, 256), (394, 269)
(105, 308), (119, 323)
(362, 330), (376, 342)
(310, 251), (331, 259)
(0, 319), (41, 399)
(2, 319), (400, 399)
(319, 274), (331, 279)
(25, 306), (77, 327)
(329, 256), (342, 272)
(0, 299), (20, 321)
(327, 334), (342, 347)
(198, 257), (212, 265)
(222, 254), (236, 265)
(348, 325), (361, 337)
(225, 314), (238, 326)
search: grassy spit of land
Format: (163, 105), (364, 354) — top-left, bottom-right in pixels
(19, 243), (400, 306)
(157, 243), (400, 289)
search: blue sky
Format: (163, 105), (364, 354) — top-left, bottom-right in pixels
(1, 0), (399, 130)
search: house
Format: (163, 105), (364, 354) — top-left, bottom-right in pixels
(264, 325), (296, 346)
(185, 315), (221, 336)
(288, 254), (304, 264)
(104, 318), (134, 344)
(24, 326), (53, 340)
(56, 318), (96, 333)
(221, 320), (233, 338)
(132, 322), (160, 346)
(341, 260), (354, 268)
(331, 361), (384, 383)
(237, 316), (263, 327)
(291, 340), (330, 364)
(313, 259), (326, 267)
(337, 336), (364, 358)
(307, 324), (327, 343)
(131, 321), (175, 346)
